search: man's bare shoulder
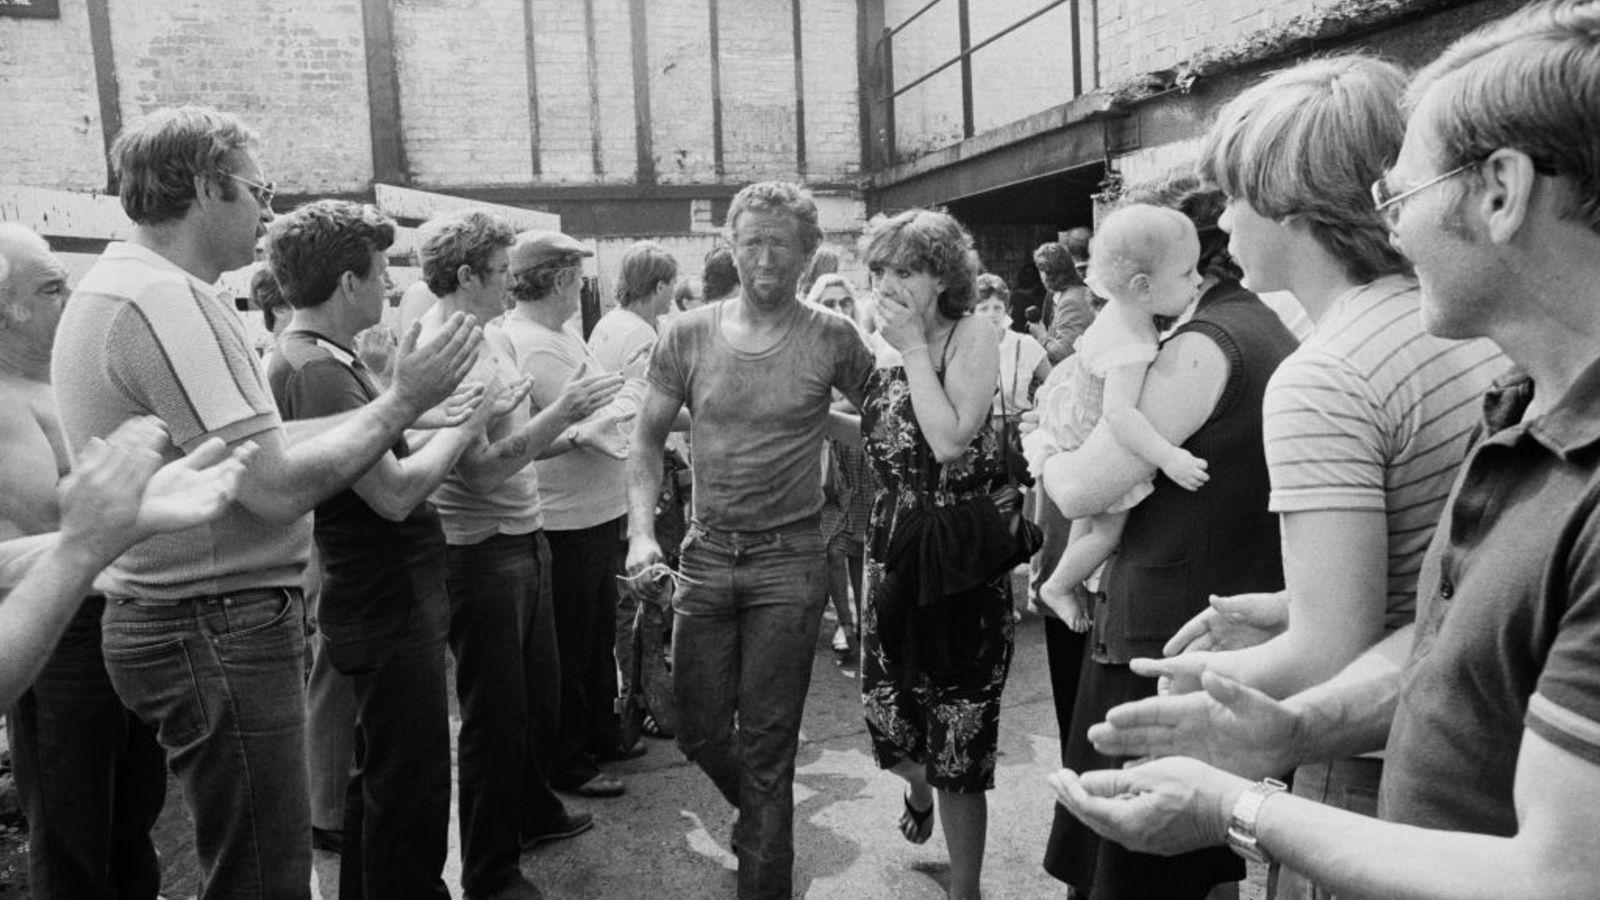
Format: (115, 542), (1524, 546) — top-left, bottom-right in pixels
(0, 377), (62, 458)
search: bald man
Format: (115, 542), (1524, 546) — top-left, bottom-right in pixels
(0, 223), (167, 900)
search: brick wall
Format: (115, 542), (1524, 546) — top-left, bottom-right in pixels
(392, 0), (533, 186)
(1097, 0), (1321, 87)
(718, 0), (799, 182)
(798, 0), (861, 182)
(648, 0), (718, 184)
(592, 0), (639, 181)
(0, 3), (105, 191)
(108, 0), (373, 193)
(529, 0), (599, 182)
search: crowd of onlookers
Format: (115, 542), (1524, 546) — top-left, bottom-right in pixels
(0, 2), (1598, 899)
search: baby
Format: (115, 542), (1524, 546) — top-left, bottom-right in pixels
(1023, 204), (1209, 631)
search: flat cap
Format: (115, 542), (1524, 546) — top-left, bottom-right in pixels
(510, 230), (593, 274)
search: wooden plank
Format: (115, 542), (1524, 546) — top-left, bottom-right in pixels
(523, 0), (542, 176)
(0, 184), (134, 241)
(792, 0), (807, 176)
(709, 0), (725, 177)
(360, 0), (408, 185)
(85, 0), (121, 191)
(629, 0), (656, 184)
(372, 184), (560, 231)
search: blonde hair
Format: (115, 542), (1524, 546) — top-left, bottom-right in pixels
(1200, 54), (1410, 284)
(1086, 204), (1195, 297)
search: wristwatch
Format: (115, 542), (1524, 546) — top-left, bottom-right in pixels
(1225, 777), (1287, 863)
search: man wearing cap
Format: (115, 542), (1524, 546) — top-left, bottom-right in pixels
(500, 230), (639, 800)
(414, 212), (625, 900)
(626, 181), (874, 899)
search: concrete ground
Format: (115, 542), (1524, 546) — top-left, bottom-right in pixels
(314, 606), (1074, 900)
(139, 593), (1265, 899)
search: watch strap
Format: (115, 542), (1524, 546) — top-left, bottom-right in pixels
(1225, 777), (1287, 864)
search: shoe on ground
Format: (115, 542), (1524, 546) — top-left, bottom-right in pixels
(522, 810), (595, 851)
(557, 772), (626, 798)
(466, 874), (545, 900)
(595, 741), (648, 762)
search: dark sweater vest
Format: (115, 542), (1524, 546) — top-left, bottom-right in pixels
(1091, 280), (1300, 663)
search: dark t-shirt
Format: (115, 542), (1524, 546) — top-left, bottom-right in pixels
(1381, 363), (1600, 834)
(266, 330), (445, 634)
(648, 301), (874, 532)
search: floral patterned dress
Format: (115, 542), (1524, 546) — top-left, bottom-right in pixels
(859, 363), (1016, 793)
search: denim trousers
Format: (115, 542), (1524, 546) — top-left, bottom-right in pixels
(304, 631), (355, 835)
(546, 518), (626, 786)
(328, 547), (453, 900)
(1271, 757), (1383, 900)
(672, 517), (827, 900)
(9, 596), (166, 900)
(445, 530), (566, 897)
(101, 586), (310, 900)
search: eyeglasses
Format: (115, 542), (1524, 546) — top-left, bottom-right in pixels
(1370, 162), (1475, 229)
(224, 172), (276, 208)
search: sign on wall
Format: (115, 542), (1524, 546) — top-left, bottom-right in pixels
(0, 0), (60, 19)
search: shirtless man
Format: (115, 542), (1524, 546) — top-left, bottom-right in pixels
(0, 223), (166, 900)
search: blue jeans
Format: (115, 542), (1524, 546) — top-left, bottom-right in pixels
(672, 517), (827, 900)
(101, 587), (310, 900)
(445, 531), (566, 897)
(9, 596), (165, 900)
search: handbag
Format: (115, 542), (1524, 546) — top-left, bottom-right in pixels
(988, 413), (1044, 574)
(991, 342), (1043, 568)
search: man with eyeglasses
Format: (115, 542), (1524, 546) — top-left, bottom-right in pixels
(1044, 53), (1504, 900)
(1050, 3), (1600, 896)
(51, 105), (483, 899)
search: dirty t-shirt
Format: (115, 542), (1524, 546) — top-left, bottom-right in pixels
(648, 301), (873, 532)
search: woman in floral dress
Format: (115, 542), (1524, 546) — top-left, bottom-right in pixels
(858, 208), (1008, 900)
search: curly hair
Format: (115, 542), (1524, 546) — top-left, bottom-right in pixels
(975, 272), (1010, 303)
(1200, 54), (1411, 284)
(725, 181), (823, 257)
(416, 211), (516, 297)
(111, 106), (257, 226)
(508, 257), (582, 303)
(615, 240), (680, 307)
(265, 200), (395, 310)
(863, 208), (980, 321)
(249, 267), (288, 332)
(1033, 241), (1082, 291)
(701, 246), (740, 301)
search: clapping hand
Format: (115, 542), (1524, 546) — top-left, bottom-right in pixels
(1048, 757), (1248, 857)
(550, 363), (625, 424)
(1165, 591), (1289, 656)
(60, 417), (254, 563)
(573, 410), (637, 460)
(415, 381), (486, 429)
(391, 313), (482, 415)
(1086, 670), (1300, 780)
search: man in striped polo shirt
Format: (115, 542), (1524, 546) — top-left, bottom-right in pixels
(50, 106), (481, 899)
(1126, 55), (1504, 898)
